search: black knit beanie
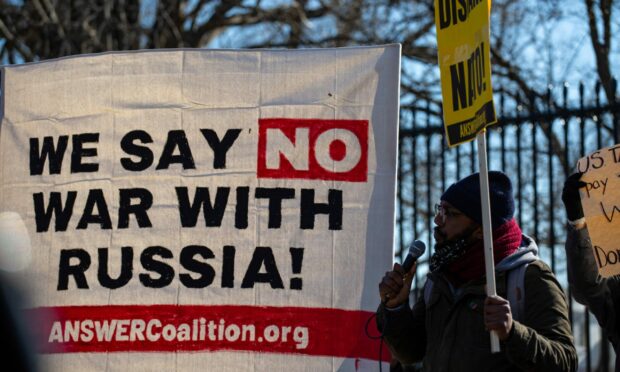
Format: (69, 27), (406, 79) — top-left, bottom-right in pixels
(440, 171), (515, 229)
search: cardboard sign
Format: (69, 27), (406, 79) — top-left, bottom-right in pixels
(435, 0), (497, 146)
(577, 143), (620, 278)
(0, 46), (400, 371)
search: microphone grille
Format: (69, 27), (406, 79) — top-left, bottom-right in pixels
(407, 240), (426, 259)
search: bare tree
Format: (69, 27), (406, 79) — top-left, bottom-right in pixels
(1, 0), (617, 114)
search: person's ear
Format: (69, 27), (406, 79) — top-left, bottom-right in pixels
(472, 225), (483, 240)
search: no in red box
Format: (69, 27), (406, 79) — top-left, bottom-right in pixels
(257, 118), (368, 182)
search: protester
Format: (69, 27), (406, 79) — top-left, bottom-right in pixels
(0, 211), (37, 372)
(0, 272), (37, 372)
(563, 172), (620, 371)
(377, 171), (577, 371)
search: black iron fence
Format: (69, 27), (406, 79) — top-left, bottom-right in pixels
(396, 80), (619, 371)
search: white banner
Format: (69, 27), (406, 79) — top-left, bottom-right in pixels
(0, 46), (400, 371)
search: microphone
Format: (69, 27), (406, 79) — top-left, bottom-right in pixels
(382, 240), (427, 305)
(401, 240), (426, 273)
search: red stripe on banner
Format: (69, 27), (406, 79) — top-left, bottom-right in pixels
(26, 305), (390, 362)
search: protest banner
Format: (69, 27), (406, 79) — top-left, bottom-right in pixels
(435, 0), (497, 147)
(0, 46), (400, 371)
(576, 143), (620, 278)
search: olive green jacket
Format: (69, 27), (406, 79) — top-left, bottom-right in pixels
(566, 225), (620, 371)
(377, 259), (577, 371)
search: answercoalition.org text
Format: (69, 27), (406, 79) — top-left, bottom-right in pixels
(48, 317), (309, 349)
(27, 304), (389, 361)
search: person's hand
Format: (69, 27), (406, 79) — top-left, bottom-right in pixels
(378, 262), (416, 308)
(484, 295), (513, 341)
(562, 172), (587, 221)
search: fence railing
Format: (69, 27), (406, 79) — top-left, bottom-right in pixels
(397, 80), (619, 372)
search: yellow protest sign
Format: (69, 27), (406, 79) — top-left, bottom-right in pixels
(435, 0), (497, 147)
(577, 143), (620, 278)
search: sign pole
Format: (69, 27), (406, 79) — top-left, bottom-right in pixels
(476, 129), (500, 353)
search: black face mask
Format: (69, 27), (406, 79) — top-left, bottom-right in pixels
(429, 226), (479, 273)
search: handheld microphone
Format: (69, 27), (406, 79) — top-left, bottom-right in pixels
(401, 240), (426, 273)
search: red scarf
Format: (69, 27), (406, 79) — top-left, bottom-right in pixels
(445, 218), (522, 285)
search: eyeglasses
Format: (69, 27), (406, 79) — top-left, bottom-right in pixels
(434, 203), (463, 222)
